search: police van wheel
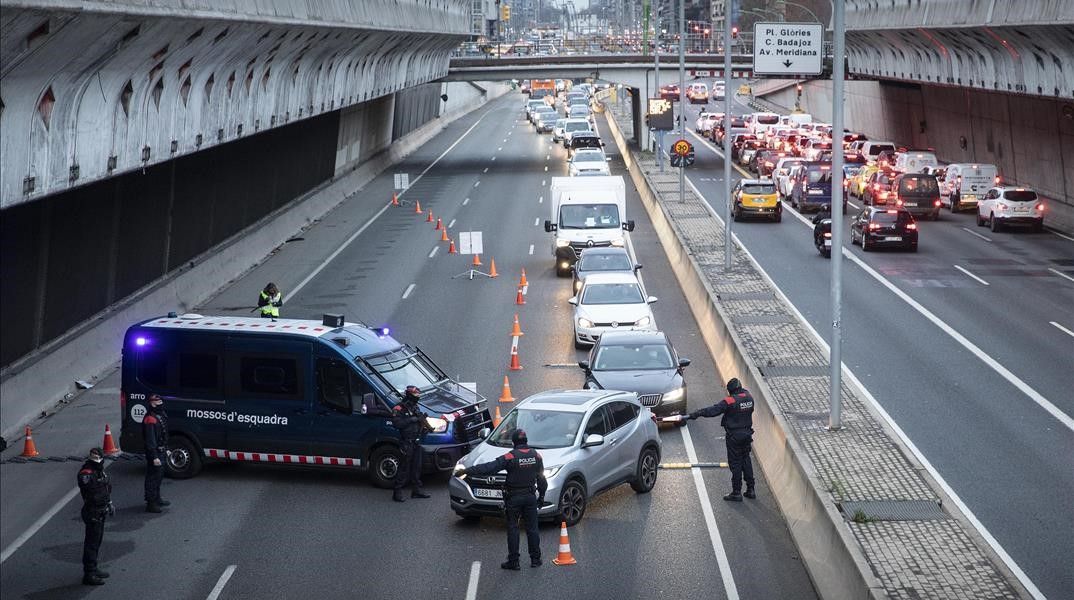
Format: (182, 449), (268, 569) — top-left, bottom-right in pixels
(165, 436), (202, 479)
(558, 479), (587, 527)
(370, 446), (403, 489)
(630, 447), (659, 493)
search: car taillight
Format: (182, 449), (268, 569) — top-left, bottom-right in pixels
(823, 232), (832, 238)
(895, 199), (903, 206)
(934, 199), (942, 206)
(1036, 203), (1045, 211)
(995, 176), (1001, 184)
(905, 223), (917, 230)
(120, 391), (127, 414)
(843, 180), (850, 188)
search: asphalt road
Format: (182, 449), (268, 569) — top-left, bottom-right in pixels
(674, 93), (1074, 599)
(0, 94), (816, 599)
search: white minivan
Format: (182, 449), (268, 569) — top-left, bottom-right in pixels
(750, 112), (780, 136)
(941, 163), (998, 212)
(893, 151), (938, 174)
(860, 141), (897, 163)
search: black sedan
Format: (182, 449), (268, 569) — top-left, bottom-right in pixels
(571, 247), (640, 294)
(850, 207), (919, 252)
(579, 330), (689, 418)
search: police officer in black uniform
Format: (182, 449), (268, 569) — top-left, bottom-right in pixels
(143, 394), (171, 513)
(390, 385), (431, 502)
(77, 447), (113, 585)
(688, 378), (757, 501)
(459, 429), (547, 570)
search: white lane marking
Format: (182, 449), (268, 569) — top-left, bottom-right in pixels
(448, 219), (456, 229)
(498, 147), (503, 151)
(491, 156), (497, 161)
(539, 195), (544, 204)
(465, 561), (481, 600)
(206, 565), (237, 600)
(544, 166), (548, 172)
(285, 113), (487, 302)
(542, 179), (547, 186)
(961, 227), (992, 242)
(428, 246), (439, 259)
(483, 167), (488, 173)
(402, 284), (416, 299)
(534, 218), (540, 226)
(1051, 230), (1074, 242)
(1049, 267), (1074, 283)
(954, 265), (989, 286)
(528, 244), (534, 255)
(462, 197), (470, 206)
(1050, 321), (1074, 338)
(681, 425), (740, 600)
(847, 201), (860, 210)
(474, 180), (481, 187)
(546, 154), (550, 161)
(0, 487), (79, 563)
(687, 178), (1048, 599)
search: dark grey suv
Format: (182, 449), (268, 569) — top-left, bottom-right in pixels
(579, 330), (689, 418)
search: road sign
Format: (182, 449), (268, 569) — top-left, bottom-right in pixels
(393, 173), (409, 190)
(647, 98), (674, 130)
(672, 139), (692, 157)
(459, 231), (483, 255)
(752, 22), (823, 76)
(691, 70), (712, 77)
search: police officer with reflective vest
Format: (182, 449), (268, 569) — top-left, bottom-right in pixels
(390, 385), (431, 502)
(143, 394), (171, 513)
(257, 282), (282, 319)
(687, 378), (756, 501)
(458, 429), (547, 570)
(77, 447), (113, 585)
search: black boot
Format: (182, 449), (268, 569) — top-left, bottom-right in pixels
(411, 489), (431, 499)
(500, 561), (521, 571)
(722, 491), (743, 502)
(82, 573), (106, 586)
(530, 558), (542, 568)
(744, 487), (756, 499)
(156, 499), (171, 507)
(93, 570), (110, 578)
(146, 502), (163, 513)
(392, 490), (406, 503)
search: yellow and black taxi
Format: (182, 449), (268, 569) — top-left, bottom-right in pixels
(732, 179), (782, 222)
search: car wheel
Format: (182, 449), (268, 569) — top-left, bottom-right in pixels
(976, 212), (985, 227)
(990, 214), (1002, 232)
(732, 206), (739, 222)
(369, 445), (403, 489)
(164, 435), (202, 479)
(850, 230), (858, 245)
(630, 447), (660, 493)
(861, 234), (871, 251)
(558, 479), (587, 526)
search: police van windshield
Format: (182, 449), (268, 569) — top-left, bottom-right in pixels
(363, 348), (442, 394)
(489, 409), (583, 449)
(559, 204), (620, 229)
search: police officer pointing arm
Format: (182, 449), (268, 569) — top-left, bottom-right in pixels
(459, 430), (547, 570)
(685, 378), (757, 501)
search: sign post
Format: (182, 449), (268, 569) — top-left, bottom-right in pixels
(751, 22), (824, 76)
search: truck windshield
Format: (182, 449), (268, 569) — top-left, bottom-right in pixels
(559, 204), (620, 229)
(488, 408), (583, 449)
(364, 348), (441, 394)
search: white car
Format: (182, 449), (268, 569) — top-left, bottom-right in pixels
(568, 149), (611, 177)
(774, 157), (805, 200)
(976, 186), (1044, 232)
(552, 118), (569, 142)
(694, 110), (712, 133)
(712, 84), (726, 100)
(562, 118), (592, 147)
(698, 112), (723, 134)
(570, 272), (657, 349)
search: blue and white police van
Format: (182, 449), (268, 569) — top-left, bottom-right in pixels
(119, 313), (492, 487)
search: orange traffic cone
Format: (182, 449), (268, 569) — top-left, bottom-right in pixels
(448, 238), (457, 254)
(509, 313), (524, 337)
(426, 210), (434, 223)
(488, 258), (499, 278)
(498, 376), (515, 403)
(509, 345), (523, 370)
(441, 227), (450, 242)
(515, 286), (525, 305)
(102, 424), (120, 457)
(435, 217), (443, 231)
(552, 521), (578, 565)
(493, 405), (503, 428)
(414, 200), (423, 214)
(19, 426), (39, 458)
(519, 268), (529, 287)
(472, 254), (482, 267)
(391, 192), (399, 206)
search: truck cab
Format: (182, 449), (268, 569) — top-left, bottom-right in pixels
(544, 176), (635, 276)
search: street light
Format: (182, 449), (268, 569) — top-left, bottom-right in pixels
(775, 0), (822, 24)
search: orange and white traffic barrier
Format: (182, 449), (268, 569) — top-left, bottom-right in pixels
(102, 424), (120, 457)
(515, 286), (525, 305)
(552, 521), (578, 565)
(509, 313), (524, 337)
(509, 344), (523, 371)
(498, 376), (515, 403)
(20, 426), (39, 458)
(488, 258), (499, 278)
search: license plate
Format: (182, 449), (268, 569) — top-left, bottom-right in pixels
(884, 236), (902, 242)
(1014, 207), (1031, 213)
(963, 194), (976, 201)
(904, 202), (918, 207)
(473, 488), (503, 499)
(824, 239), (832, 247)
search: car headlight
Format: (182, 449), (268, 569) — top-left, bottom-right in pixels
(556, 238), (571, 248)
(610, 238), (625, 247)
(453, 461), (467, 478)
(635, 315), (652, 327)
(577, 317), (594, 328)
(543, 465), (562, 479)
(425, 416), (448, 433)
(662, 387), (685, 403)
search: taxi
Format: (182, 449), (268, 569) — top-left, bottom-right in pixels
(850, 161), (882, 199)
(732, 179), (782, 222)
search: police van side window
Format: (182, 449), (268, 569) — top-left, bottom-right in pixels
(179, 353), (220, 392)
(240, 356), (300, 397)
(137, 348), (170, 388)
(318, 359), (350, 412)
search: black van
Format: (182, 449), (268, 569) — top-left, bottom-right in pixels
(119, 314), (491, 487)
(892, 173), (942, 220)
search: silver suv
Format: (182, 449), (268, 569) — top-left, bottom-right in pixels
(449, 390), (661, 526)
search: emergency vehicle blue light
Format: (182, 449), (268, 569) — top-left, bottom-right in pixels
(135, 336), (148, 347)
(378, 327), (391, 337)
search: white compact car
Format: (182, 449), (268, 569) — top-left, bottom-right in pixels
(570, 272), (657, 349)
(976, 186), (1044, 232)
(568, 149), (611, 177)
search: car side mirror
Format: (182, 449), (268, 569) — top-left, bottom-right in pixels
(581, 433), (605, 448)
(568, 297), (578, 305)
(678, 358), (691, 369)
(578, 360), (590, 371)
(624, 220), (636, 232)
(478, 427), (491, 440)
(634, 264), (643, 272)
(544, 220), (556, 232)
(647, 296), (658, 304)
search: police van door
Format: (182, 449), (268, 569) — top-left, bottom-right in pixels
(224, 338), (313, 455)
(311, 356), (392, 462)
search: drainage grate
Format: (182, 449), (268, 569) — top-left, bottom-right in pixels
(759, 365), (829, 377)
(718, 292), (775, 301)
(732, 314), (797, 325)
(840, 500), (946, 521)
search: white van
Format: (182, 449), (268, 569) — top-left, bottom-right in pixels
(788, 113), (813, 127)
(750, 112), (780, 136)
(942, 163), (998, 212)
(860, 141), (897, 163)
(893, 151), (938, 174)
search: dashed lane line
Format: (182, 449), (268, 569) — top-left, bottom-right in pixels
(428, 246), (439, 259)
(1050, 321), (1074, 338)
(1051, 229), (1074, 242)
(483, 167), (488, 173)
(544, 166), (548, 172)
(448, 219), (456, 229)
(465, 561), (481, 600)
(402, 284), (416, 299)
(474, 180), (481, 188)
(680, 424), (740, 600)
(534, 218), (540, 227)
(462, 198), (470, 206)
(206, 565), (237, 600)
(542, 179), (547, 186)
(954, 265), (989, 286)
(539, 195), (543, 204)
(0, 487), (79, 563)
(528, 244), (534, 255)
(961, 227), (992, 242)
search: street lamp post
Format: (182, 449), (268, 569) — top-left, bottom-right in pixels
(776, 0), (822, 23)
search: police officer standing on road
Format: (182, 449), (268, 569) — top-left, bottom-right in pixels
(257, 282), (282, 319)
(683, 378), (757, 501)
(77, 447), (113, 586)
(390, 385), (431, 502)
(458, 429), (547, 570)
(143, 394), (171, 513)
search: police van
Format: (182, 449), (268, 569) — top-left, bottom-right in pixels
(119, 313), (492, 487)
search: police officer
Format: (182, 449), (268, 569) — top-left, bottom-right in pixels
(257, 282), (282, 319)
(390, 385), (431, 502)
(143, 394), (171, 513)
(458, 429), (547, 570)
(77, 447), (113, 585)
(687, 378), (756, 501)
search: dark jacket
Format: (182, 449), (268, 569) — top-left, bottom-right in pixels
(143, 408), (169, 461)
(77, 460), (112, 511)
(467, 445), (549, 500)
(690, 388), (755, 430)
(391, 398), (426, 443)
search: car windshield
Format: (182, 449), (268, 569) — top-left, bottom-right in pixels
(579, 252), (632, 272)
(559, 204), (620, 229)
(594, 343), (674, 370)
(363, 348), (442, 394)
(808, 170), (832, 184)
(1004, 191), (1038, 202)
(899, 177), (939, 194)
(581, 282), (644, 305)
(565, 122), (590, 132)
(488, 408), (582, 449)
(554, 119), (567, 128)
(743, 183), (776, 194)
(573, 152), (604, 162)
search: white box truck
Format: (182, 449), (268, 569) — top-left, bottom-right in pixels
(544, 176), (634, 276)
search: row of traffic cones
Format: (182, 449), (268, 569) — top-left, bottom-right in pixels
(18, 424), (120, 458)
(396, 191), (506, 273)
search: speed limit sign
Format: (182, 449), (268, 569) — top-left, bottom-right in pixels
(672, 139), (692, 156)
